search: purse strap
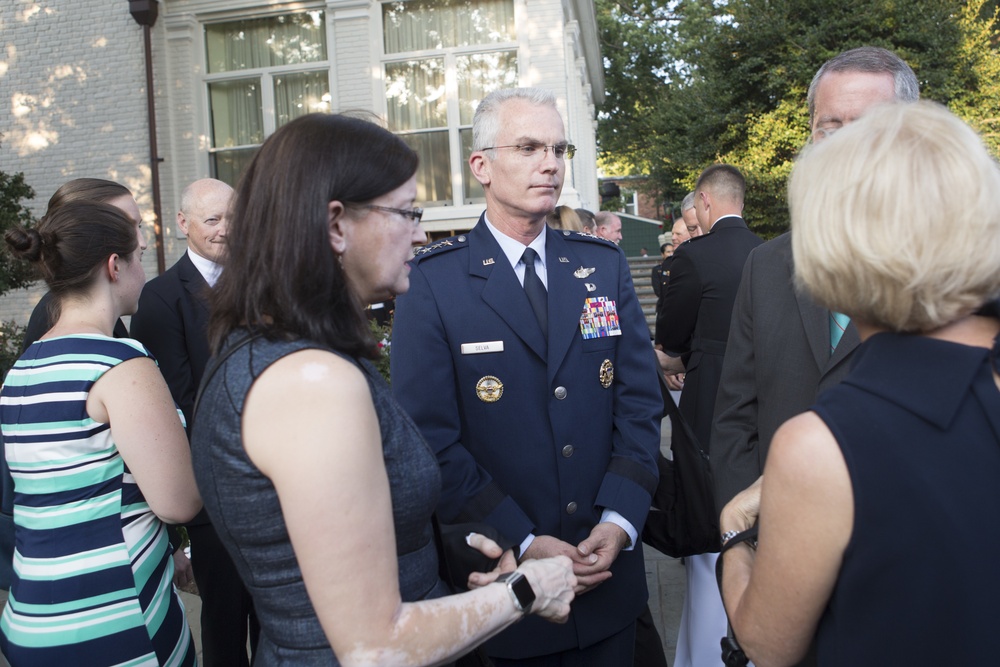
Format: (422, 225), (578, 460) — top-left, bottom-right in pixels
(191, 331), (262, 430)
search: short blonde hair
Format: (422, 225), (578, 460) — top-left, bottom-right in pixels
(790, 101), (1000, 332)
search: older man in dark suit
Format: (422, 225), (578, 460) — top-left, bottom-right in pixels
(392, 87), (662, 666)
(710, 47), (921, 512)
(131, 178), (258, 667)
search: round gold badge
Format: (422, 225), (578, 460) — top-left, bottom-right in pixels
(476, 375), (504, 403)
(599, 359), (614, 389)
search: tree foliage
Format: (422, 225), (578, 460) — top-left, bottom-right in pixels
(597, 0), (1000, 237)
(0, 143), (38, 294)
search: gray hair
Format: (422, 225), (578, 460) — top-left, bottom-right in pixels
(680, 191), (696, 212)
(473, 88), (558, 154)
(807, 47), (919, 123)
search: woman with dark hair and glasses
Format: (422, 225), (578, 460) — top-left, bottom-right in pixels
(190, 112), (576, 666)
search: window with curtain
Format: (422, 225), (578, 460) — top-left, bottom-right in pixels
(204, 11), (330, 185)
(382, 0), (517, 206)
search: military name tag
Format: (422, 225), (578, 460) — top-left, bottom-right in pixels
(461, 341), (504, 355)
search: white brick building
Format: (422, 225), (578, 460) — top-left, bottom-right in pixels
(1, 0), (605, 325)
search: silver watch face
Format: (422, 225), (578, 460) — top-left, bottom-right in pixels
(505, 572), (535, 612)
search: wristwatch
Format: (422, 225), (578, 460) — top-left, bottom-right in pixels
(495, 571), (536, 614)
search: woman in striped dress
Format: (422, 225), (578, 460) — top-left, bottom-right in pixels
(1, 201), (202, 665)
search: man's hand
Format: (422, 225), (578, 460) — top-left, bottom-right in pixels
(520, 535), (613, 594)
(172, 546), (195, 591)
(573, 522), (630, 594)
(655, 348), (685, 375)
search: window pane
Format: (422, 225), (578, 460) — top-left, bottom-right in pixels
(209, 80), (264, 147)
(456, 51), (517, 125)
(401, 131), (452, 205)
(275, 71), (331, 126)
(206, 11), (327, 73)
(211, 148), (258, 187)
(382, 0), (515, 54)
(460, 128), (485, 203)
(386, 60), (446, 131)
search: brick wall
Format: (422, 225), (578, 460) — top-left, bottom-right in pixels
(1, 1), (181, 326)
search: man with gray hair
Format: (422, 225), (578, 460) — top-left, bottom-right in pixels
(707, 48), (917, 667)
(712, 46), (919, 513)
(392, 87), (662, 665)
(680, 191), (702, 238)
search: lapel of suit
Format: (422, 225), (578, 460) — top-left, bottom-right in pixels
(469, 219), (547, 361)
(177, 252), (210, 301)
(545, 229), (589, 381)
(790, 252), (860, 377)
(827, 320), (860, 372)
(790, 251), (831, 374)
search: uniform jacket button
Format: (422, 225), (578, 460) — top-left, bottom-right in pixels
(562, 445), (574, 458)
(554, 386), (567, 400)
(566, 502), (578, 514)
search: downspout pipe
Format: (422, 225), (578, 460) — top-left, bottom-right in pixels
(128, 0), (166, 275)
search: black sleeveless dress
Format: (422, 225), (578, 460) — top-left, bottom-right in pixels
(810, 331), (1000, 666)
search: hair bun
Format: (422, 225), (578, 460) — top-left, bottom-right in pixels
(3, 226), (44, 262)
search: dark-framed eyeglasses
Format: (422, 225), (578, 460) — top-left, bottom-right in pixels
(480, 142), (577, 161)
(356, 204), (424, 225)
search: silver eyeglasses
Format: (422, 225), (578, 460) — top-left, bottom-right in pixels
(481, 142), (577, 161)
(357, 204), (424, 225)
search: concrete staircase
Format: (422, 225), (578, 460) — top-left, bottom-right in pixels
(627, 255), (660, 337)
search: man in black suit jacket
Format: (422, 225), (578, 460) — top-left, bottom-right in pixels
(655, 164), (762, 667)
(656, 165), (763, 452)
(131, 178), (258, 667)
(710, 47), (921, 512)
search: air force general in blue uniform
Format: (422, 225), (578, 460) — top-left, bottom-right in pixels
(391, 88), (662, 665)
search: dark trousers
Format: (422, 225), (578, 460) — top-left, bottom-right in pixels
(635, 604), (669, 667)
(188, 523), (260, 667)
(492, 622), (635, 666)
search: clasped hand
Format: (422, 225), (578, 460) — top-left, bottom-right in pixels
(464, 533), (576, 622)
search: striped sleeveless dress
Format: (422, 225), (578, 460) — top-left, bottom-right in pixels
(0, 334), (196, 666)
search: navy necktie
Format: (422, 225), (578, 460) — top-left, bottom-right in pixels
(521, 248), (547, 337)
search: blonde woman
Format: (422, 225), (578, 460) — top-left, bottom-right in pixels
(719, 102), (1000, 666)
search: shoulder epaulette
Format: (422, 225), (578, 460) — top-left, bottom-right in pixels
(411, 234), (469, 262)
(561, 229), (619, 247)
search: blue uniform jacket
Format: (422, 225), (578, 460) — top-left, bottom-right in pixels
(392, 217), (662, 658)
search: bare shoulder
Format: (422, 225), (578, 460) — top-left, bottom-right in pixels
(766, 411), (852, 510)
(769, 413), (840, 469)
(251, 348), (368, 405)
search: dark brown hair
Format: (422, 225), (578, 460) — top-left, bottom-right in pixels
(45, 178), (132, 213)
(208, 113), (419, 357)
(5, 201), (139, 298)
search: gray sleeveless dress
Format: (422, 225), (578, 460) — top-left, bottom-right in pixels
(191, 334), (450, 665)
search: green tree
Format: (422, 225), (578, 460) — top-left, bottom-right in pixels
(597, 0), (1000, 237)
(0, 138), (37, 378)
(0, 165), (37, 294)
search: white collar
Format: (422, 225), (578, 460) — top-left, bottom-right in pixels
(186, 248), (222, 288)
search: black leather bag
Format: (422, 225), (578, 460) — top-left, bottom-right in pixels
(641, 373), (720, 557)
